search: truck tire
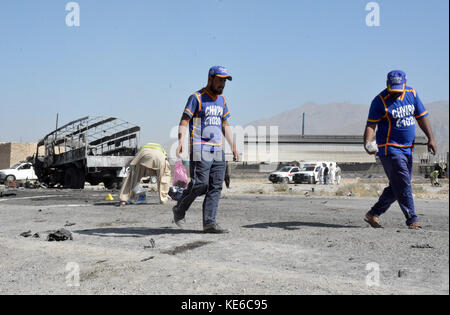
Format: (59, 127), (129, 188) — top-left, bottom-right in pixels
(64, 168), (79, 189)
(76, 168), (85, 189)
(103, 179), (120, 190)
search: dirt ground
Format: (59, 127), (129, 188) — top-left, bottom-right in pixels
(0, 179), (448, 295)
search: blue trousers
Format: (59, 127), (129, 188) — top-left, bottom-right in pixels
(369, 154), (418, 225)
(176, 150), (226, 227)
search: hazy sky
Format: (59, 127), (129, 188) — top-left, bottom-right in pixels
(0, 0), (448, 144)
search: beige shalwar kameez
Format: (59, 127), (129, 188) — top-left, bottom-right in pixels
(119, 148), (171, 204)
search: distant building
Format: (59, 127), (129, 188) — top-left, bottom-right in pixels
(0, 143), (43, 169)
(242, 135), (429, 164)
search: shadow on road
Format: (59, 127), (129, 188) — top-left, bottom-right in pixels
(242, 221), (361, 230)
(93, 202), (162, 206)
(74, 227), (203, 237)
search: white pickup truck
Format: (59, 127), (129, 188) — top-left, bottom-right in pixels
(293, 161), (336, 184)
(0, 162), (38, 183)
(269, 166), (302, 184)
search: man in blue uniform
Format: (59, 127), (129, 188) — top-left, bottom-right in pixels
(174, 66), (239, 233)
(364, 70), (437, 229)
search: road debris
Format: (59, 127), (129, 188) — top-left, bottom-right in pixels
(47, 228), (73, 242)
(398, 270), (408, 278)
(411, 244), (434, 249)
(0, 191), (17, 198)
(144, 238), (156, 249)
(20, 230), (32, 238)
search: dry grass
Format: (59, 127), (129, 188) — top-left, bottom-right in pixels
(245, 188), (266, 194)
(273, 183), (289, 193)
(334, 183), (381, 198)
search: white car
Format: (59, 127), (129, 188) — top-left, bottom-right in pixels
(0, 162), (38, 183)
(269, 166), (301, 184)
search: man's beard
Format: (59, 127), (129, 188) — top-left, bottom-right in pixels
(210, 86), (223, 95)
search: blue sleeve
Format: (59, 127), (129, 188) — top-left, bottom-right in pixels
(367, 96), (385, 125)
(184, 94), (199, 118)
(222, 101), (231, 120)
(414, 90), (429, 120)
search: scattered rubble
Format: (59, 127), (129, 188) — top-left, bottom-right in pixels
(411, 244), (434, 249)
(144, 238), (156, 249)
(47, 228), (73, 242)
(0, 191), (17, 198)
(20, 230), (32, 238)
(398, 270), (408, 278)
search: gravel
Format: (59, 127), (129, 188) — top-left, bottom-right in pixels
(0, 187), (448, 295)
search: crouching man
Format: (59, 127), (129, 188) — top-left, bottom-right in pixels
(119, 143), (171, 206)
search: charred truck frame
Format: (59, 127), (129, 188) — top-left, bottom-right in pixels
(33, 116), (140, 189)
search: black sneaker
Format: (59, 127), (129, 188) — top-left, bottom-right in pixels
(172, 206), (185, 229)
(203, 224), (230, 234)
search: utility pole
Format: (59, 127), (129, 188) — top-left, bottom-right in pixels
(301, 112), (305, 137)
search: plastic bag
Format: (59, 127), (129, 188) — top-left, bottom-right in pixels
(129, 184), (147, 204)
(365, 141), (378, 154)
(173, 160), (188, 188)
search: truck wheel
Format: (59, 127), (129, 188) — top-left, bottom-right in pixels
(64, 168), (78, 189)
(76, 168), (85, 189)
(103, 179), (119, 190)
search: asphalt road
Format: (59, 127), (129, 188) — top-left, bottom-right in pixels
(0, 189), (448, 295)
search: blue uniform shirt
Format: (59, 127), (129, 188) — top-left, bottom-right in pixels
(184, 89), (231, 152)
(367, 87), (428, 156)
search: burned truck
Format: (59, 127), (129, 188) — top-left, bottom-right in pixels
(33, 116), (140, 189)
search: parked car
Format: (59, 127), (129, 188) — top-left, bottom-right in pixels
(0, 162), (38, 183)
(293, 161), (336, 184)
(293, 164), (320, 184)
(269, 166), (301, 184)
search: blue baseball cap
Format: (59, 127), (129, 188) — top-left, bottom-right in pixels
(387, 70), (407, 93)
(209, 66), (232, 81)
